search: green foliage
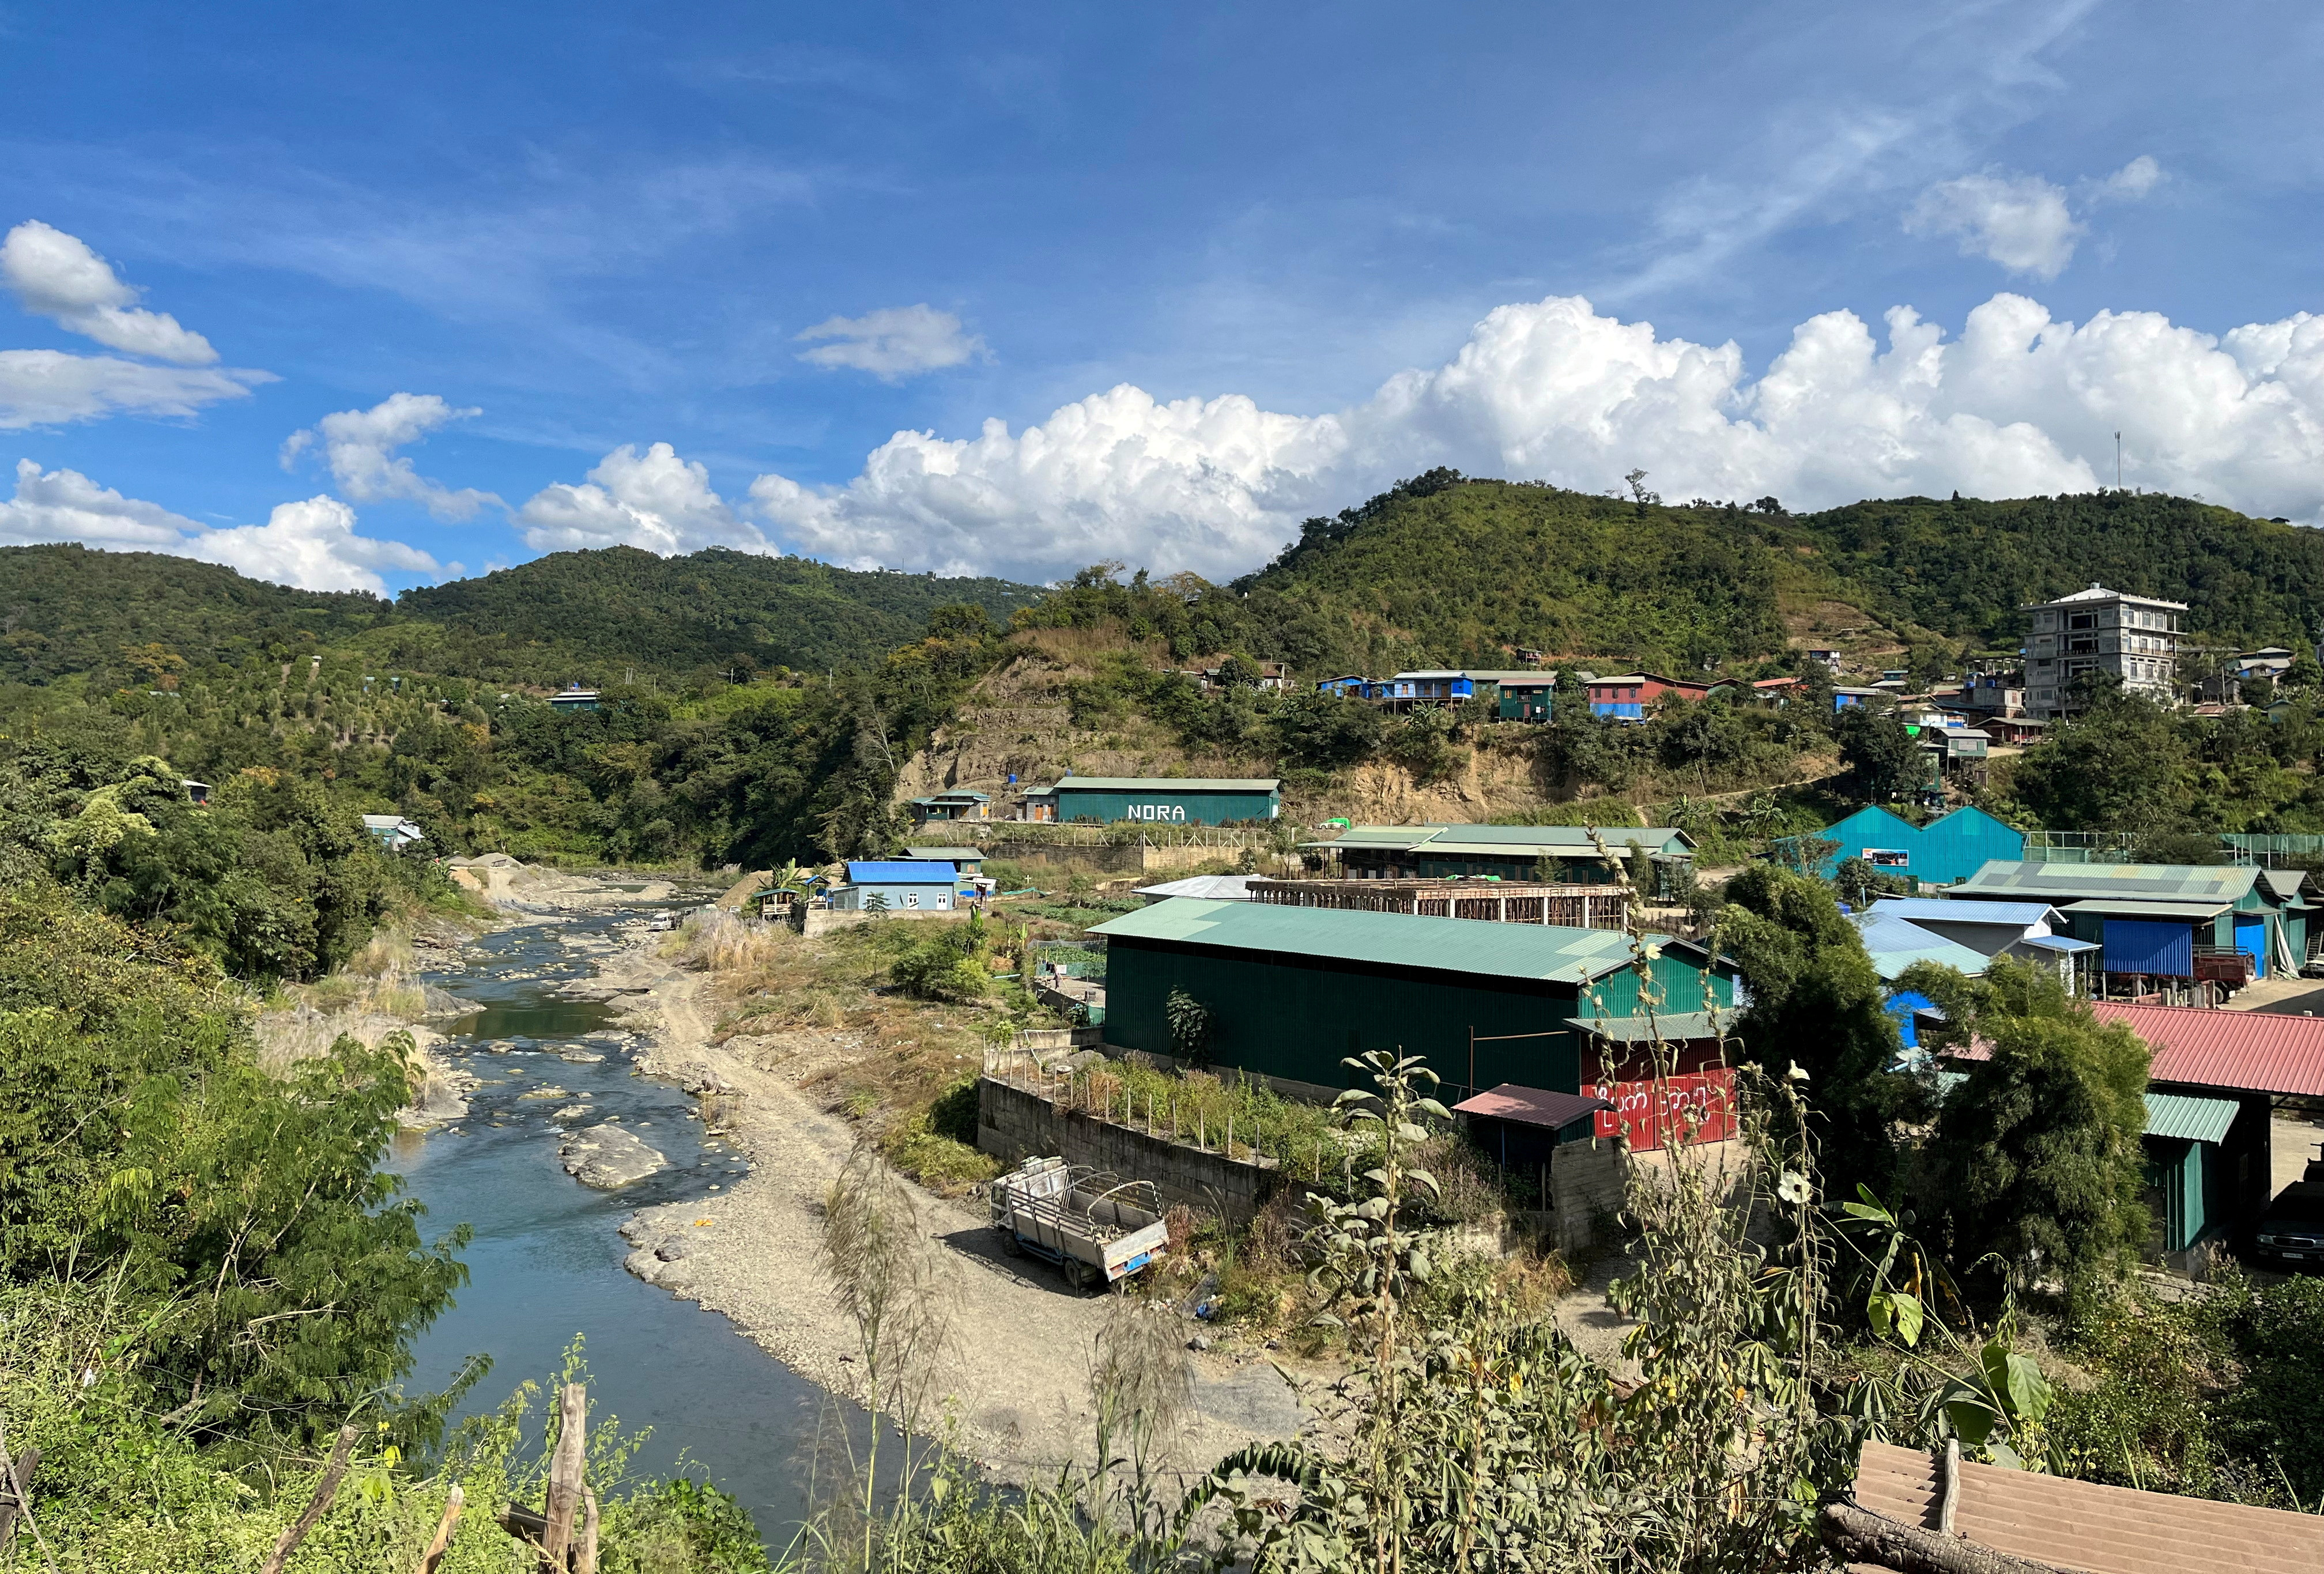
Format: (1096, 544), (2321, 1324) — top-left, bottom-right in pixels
(1835, 704), (1922, 802)
(0, 882), (469, 1451)
(1718, 865), (1923, 1201)
(1906, 958), (2151, 1309)
(1164, 987), (1213, 1065)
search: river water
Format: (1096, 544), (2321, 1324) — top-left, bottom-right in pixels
(388, 900), (843, 1543)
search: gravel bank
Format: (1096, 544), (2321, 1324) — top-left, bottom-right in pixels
(584, 926), (1316, 1483)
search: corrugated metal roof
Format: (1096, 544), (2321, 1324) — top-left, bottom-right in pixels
(846, 860), (956, 883)
(1875, 897), (2058, 927)
(1850, 911), (1993, 982)
(2061, 897), (2235, 919)
(1564, 1010), (1727, 1043)
(1452, 1084), (1610, 1128)
(1317, 824), (1694, 854)
(1133, 874), (1258, 901)
(2261, 868), (2309, 900)
(2021, 934), (2100, 952)
(2092, 1002), (2324, 1097)
(1088, 897), (1681, 986)
(1048, 776), (1281, 792)
(1954, 859), (2258, 903)
(2144, 1090), (2239, 1143)
(1850, 1437), (2321, 1574)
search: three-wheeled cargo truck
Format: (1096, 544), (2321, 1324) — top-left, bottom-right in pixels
(989, 1157), (1169, 1290)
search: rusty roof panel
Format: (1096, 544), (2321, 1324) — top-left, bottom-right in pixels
(1851, 1440), (2324, 1574)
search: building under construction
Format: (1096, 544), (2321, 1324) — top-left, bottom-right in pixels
(1246, 877), (1629, 930)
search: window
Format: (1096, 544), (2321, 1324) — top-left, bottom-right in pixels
(1863, 849), (1911, 867)
(2068, 612), (2097, 630)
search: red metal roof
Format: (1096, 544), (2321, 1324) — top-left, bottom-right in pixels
(2090, 1002), (2324, 1097)
(1851, 1439), (2324, 1574)
(1452, 1084), (1612, 1128)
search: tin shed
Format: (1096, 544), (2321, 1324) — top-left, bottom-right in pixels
(1088, 899), (1736, 1100)
(1039, 776), (1281, 825)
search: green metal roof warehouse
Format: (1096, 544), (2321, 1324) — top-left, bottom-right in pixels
(1088, 899), (1737, 1099)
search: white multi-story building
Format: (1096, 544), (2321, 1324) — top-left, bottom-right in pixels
(2022, 583), (2185, 719)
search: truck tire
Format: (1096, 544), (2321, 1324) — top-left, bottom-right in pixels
(1072, 1258), (1100, 1292)
(999, 1230), (1024, 1257)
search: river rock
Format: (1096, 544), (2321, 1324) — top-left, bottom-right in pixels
(622, 1244), (695, 1292)
(556, 1047), (606, 1063)
(552, 1104), (590, 1120)
(516, 1085), (571, 1100)
(560, 1124), (667, 1188)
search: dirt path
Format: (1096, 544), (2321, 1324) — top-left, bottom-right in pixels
(584, 931), (1312, 1485)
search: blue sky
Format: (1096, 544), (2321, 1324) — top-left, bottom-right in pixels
(3, 1), (2322, 593)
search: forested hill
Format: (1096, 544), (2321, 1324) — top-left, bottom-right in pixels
(0, 543), (393, 685)
(393, 545), (1042, 683)
(0, 542), (1043, 688)
(1232, 474), (2324, 673)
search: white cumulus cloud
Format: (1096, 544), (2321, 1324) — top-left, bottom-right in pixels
(0, 220), (218, 364)
(1906, 157), (2163, 279)
(0, 456), (203, 549)
(515, 441), (768, 554)
(186, 495), (443, 594)
(1906, 172), (2084, 279)
(795, 304), (987, 380)
(1, 459), (442, 594)
(281, 392), (499, 519)
(0, 349), (270, 429)
(740, 290), (2324, 584)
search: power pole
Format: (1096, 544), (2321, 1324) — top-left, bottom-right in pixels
(2115, 431), (2123, 490)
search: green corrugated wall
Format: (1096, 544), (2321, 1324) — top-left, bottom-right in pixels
(1104, 935), (1731, 1096)
(1053, 787), (1279, 824)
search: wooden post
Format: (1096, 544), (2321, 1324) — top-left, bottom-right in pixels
(0, 1444), (37, 1553)
(261, 1424), (360, 1574)
(541, 1383), (587, 1568)
(416, 1484), (465, 1574)
(578, 1485), (601, 1574)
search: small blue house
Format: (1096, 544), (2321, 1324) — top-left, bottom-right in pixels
(830, 861), (957, 912)
(1794, 805), (2025, 886)
(1315, 675), (1372, 697)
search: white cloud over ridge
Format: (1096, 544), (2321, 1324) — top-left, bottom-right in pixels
(281, 392), (499, 520)
(795, 304), (986, 380)
(726, 290), (2324, 584)
(1, 460), (442, 594)
(515, 441), (769, 554)
(1, 220), (217, 364)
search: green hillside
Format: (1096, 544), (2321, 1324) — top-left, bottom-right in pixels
(1224, 474), (2324, 671)
(0, 542), (1043, 689)
(393, 545), (1044, 684)
(0, 544), (393, 685)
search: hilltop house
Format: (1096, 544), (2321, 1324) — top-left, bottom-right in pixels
(1584, 673), (1712, 720)
(2023, 583), (2185, 720)
(360, 814), (427, 851)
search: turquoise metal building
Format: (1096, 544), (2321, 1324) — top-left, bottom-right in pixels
(2141, 1090), (2245, 1254)
(1032, 776), (1281, 825)
(1791, 805), (2025, 885)
(1088, 898), (1736, 1099)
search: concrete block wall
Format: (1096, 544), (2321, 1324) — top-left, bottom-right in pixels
(977, 1076), (1282, 1222)
(1550, 1135), (1630, 1255)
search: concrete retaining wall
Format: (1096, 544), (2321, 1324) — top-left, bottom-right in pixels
(977, 1075), (1281, 1222)
(793, 905), (952, 937)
